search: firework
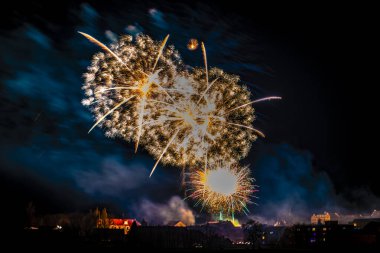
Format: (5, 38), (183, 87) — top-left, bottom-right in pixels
(142, 42), (280, 176)
(187, 38), (199, 50)
(80, 32), (280, 179)
(187, 161), (256, 217)
(80, 32), (184, 152)
(144, 67), (269, 176)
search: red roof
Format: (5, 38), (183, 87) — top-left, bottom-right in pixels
(110, 219), (141, 226)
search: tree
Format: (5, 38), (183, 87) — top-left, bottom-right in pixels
(98, 208), (109, 228)
(78, 210), (98, 236)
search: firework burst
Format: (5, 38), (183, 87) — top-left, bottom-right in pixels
(187, 161), (257, 217)
(80, 32), (280, 184)
(143, 66), (270, 177)
(142, 43), (281, 177)
(80, 32), (184, 152)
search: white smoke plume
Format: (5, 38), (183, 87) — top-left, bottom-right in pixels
(134, 196), (195, 225)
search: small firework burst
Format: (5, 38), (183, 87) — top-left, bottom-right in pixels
(187, 38), (199, 50)
(187, 161), (257, 217)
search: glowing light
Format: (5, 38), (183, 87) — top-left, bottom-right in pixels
(230, 218), (241, 227)
(187, 161), (256, 217)
(187, 38), (199, 50)
(206, 168), (238, 196)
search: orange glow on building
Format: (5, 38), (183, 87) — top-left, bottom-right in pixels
(311, 212), (331, 225)
(173, 221), (186, 227)
(98, 218), (141, 234)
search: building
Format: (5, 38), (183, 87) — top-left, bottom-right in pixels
(95, 208), (141, 234)
(167, 221), (187, 227)
(294, 223), (355, 248)
(261, 225), (288, 247)
(108, 219), (141, 234)
(311, 212), (331, 225)
(352, 218), (380, 229)
(190, 221), (244, 243)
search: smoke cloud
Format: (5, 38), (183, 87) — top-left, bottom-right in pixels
(0, 3), (180, 213)
(134, 196), (195, 225)
(249, 143), (380, 225)
(74, 157), (148, 196)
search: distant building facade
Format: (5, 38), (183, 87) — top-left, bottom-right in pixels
(352, 218), (380, 229)
(108, 219), (141, 234)
(95, 208), (140, 234)
(311, 212), (331, 225)
(190, 221), (244, 243)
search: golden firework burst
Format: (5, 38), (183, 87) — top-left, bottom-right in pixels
(187, 161), (257, 217)
(143, 67), (267, 177)
(80, 32), (280, 182)
(187, 38), (199, 50)
(80, 32), (184, 152)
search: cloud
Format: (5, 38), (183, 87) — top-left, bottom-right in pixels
(249, 143), (380, 224)
(0, 10), (177, 211)
(134, 196), (195, 225)
(125, 24), (144, 35)
(74, 157), (148, 196)
(148, 8), (168, 30)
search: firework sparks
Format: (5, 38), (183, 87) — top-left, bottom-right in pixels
(80, 32), (280, 183)
(187, 38), (199, 50)
(187, 161), (256, 217)
(142, 42), (279, 176)
(201, 42), (209, 87)
(80, 33), (184, 147)
(144, 67), (266, 175)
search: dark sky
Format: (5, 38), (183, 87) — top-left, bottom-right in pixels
(0, 1), (378, 228)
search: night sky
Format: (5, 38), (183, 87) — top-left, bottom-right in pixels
(1, 1), (378, 228)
